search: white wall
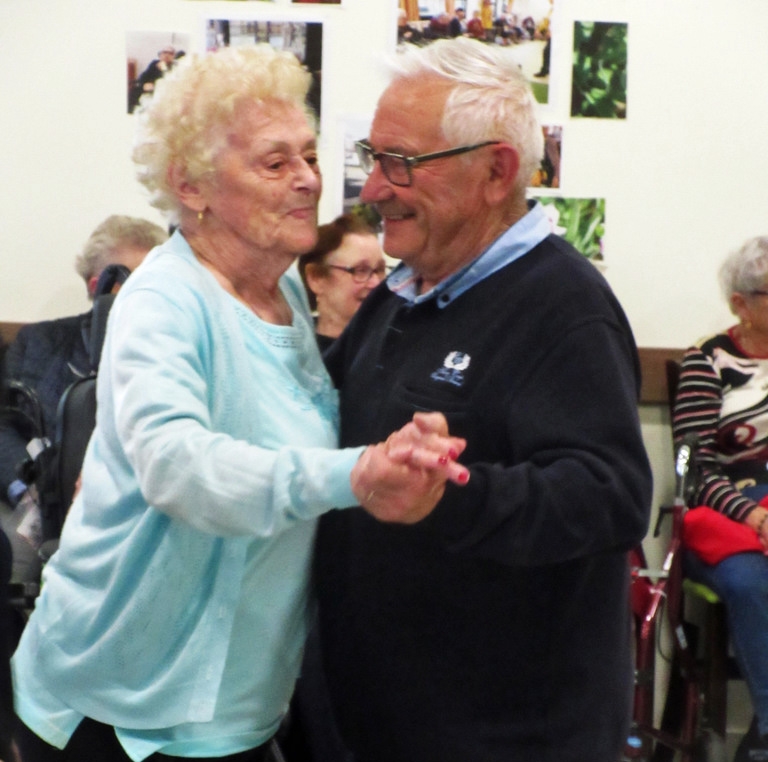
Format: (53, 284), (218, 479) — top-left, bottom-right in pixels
(1, 0), (764, 735)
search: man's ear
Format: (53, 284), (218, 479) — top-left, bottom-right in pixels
(484, 143), (520, 205)
(167, 162), (206, 214)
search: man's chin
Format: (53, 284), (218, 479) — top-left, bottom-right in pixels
(381, 228), (414, 261)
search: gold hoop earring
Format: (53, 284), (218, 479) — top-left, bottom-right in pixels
(198, 210), (204, 222)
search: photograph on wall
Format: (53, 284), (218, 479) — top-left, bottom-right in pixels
(532, 196), (605, 261)
(571, 21), (627, 119)
(205, 16), (323, 119)
(339, 115), (373, 217)
(127, 31), (191, 114)
(397, 0), (554, 105)
(529, 123), (561, 189)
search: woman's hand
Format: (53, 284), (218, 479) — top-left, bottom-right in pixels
(745, 505), (768, 552)
(350, 412), (470, 524)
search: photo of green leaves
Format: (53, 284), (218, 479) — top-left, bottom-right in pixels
(571, 21), (627, 119)
(535, 196), (605, 261)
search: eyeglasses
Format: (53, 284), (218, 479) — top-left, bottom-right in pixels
(355, 139), (500, 187)
(327, 263), (389, 283)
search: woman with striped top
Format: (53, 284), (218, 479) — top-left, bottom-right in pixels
(673, 235), (768, 760)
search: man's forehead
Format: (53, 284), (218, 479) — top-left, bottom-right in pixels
(370, 79), (447, 147)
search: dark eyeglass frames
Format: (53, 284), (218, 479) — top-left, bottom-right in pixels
(327, 263), (390, 283)
(355, 140), (501, 188)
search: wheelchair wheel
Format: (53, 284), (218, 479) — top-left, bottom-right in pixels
(693, 728), (727, 762)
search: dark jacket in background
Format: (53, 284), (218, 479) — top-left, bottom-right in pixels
(0, 313), (92, 502)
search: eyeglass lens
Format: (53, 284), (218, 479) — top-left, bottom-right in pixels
(355, 143), (411, 187)
(351, 264), (387, 282)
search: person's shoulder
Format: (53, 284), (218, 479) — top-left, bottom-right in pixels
(15, 312), (89, 344)
(512, 234), (606, 291)
(693, 330), (733, 355)
(123, 235), (199, 289)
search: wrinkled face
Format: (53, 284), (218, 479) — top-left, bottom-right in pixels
(203, 100), (321, 261)
(315, 232), (386, 327)
(360, 77), (493, 284)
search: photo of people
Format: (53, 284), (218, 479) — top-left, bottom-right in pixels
(205, 17), (323, 119)
(126, 32), (190, 114)
(340, 116), (373, 215)
(529, 124), (562, 189)
(397, 0), (554, 105)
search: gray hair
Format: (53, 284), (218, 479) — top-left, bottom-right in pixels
(74, 215), (167, 285)
(718, 236), (768, 304)
(386, 37), (543, 195)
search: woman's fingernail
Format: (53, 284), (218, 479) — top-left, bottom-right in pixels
(438, 455), (448, 466)
(448, 448), (458, 460)
(457, 470), (469, 484)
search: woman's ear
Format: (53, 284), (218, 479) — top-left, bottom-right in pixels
(304, 263), (326, 297)
(731, 292), (749, 322)
(167, 162), (206, 214)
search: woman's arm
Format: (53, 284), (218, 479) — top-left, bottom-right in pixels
(672, 345), (759, 522)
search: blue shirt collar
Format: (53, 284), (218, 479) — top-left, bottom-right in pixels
(386, 200), (551, 307)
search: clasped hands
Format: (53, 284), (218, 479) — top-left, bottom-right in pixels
(350, 412), (469, 524)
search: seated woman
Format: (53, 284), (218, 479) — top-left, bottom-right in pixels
(298, 212), (387, 351)
(10, 45), (468, 762)
(673, 235), (768, 761)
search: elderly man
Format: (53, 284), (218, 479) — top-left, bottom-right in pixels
(314, 37), (652, 762)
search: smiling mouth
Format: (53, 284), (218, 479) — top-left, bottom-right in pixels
(382, 211), (414, 222)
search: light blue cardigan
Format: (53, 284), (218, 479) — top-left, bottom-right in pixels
(13, 231), (362, 759)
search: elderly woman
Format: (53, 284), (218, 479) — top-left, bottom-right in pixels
(673, 235), (768, 761)
(11, 46), (468, 762)
(298, 212), (387, 351)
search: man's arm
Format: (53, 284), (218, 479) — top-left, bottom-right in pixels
(422, 318), (652, 566)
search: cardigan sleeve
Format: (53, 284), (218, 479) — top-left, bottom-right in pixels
(672, 344), (758, 522)
(91, 273), (361, 539)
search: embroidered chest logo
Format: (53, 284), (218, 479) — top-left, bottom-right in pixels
(431, 351), (471, 387)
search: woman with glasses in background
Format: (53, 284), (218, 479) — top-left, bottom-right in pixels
(298, 212), (388, 351)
